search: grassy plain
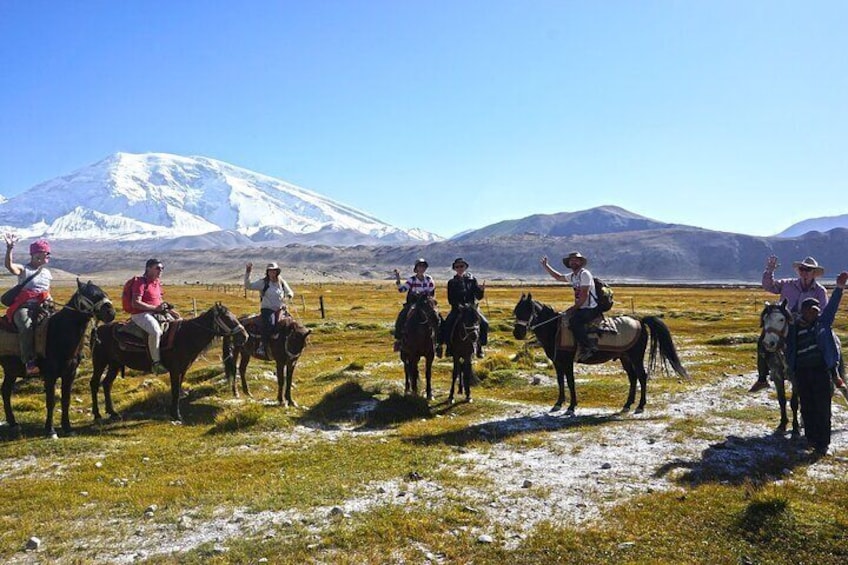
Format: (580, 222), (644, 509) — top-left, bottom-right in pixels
(0, 282), (847, 563)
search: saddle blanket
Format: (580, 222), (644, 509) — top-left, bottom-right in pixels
(0, 320), (50, 358)
(558, 315), (641, 352)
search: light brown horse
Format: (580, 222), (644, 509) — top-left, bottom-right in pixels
(223, 314), (311, 406)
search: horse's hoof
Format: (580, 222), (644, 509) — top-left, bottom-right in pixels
(621, 406), (631, 414)
(791, 430), (801, 439)
(448, 397), (455, 405)
(47, 430), (58, 440)
(287, 400), (299, 408)
(109, 413), (123, 422)
(466, 397), (472, 403)
(564, 408), (575, 417)
(427, 394), (433, 402)
(170, 420), (183, 426)
(634, 407), (644, 415)
(551, 405), (562, 413)
(246, 392), (254, 399)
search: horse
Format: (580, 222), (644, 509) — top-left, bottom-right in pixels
(512, 293), (688, 415)
(447, 303), (481, 403)
(1, 280), (116, 438)
(759, 299), (848, 436)
(399, 294), (439, 399)
(222, 314), (311, 406)
(89, 302), (247, 422)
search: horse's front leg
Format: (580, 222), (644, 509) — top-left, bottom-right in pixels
(2, 370), (19, 430)
(239, 354), (252, 398)
(564, 358), (578, 416)
(425, 354), (433, 401)
(284, 360), (297, 408)
(276, 362), (286, 406)
(60, 368), (78, 435)
(448, 360), (458, 404)
(102, 366), (121, 419)
(464, 357), (473, 403)
(43, 373), (59, 439)
(169, 371), (182, 422)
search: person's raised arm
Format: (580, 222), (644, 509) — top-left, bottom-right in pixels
(540, 256), (565, 282)
(3, 233), (22, 276)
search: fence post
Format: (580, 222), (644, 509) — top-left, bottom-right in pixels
(319, 296), (325, 319)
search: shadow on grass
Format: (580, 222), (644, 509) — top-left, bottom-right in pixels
(111, 387), (223, 426)
(299, 381), (432, 430)
(408, 410), (626, 447)
(654, 433), (820, 486)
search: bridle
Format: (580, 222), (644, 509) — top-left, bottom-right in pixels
(186, 305), (248, 340)
(457, 304), (480, 343)
(514, 299), (559, 332)
(761, 304), (791, 352)
(66, 290), (113, 319)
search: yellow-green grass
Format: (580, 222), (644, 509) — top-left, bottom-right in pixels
(0, 283), (846, 562)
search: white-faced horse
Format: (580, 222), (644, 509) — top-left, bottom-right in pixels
(759, 299), (847, 436)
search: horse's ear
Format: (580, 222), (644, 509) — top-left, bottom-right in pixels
(76, 278), (83, 290)
(779, 298), (788, 308)
(527, 292), (532, 300)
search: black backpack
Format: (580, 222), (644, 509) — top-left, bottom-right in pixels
(593, 278), (614, 312)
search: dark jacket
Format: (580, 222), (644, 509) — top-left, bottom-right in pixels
(447, 273), (484, 310)
(787, 287), (843, 371)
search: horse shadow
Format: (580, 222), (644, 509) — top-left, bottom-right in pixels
(101, 386), (223, 427)
(654, 432), (826, 487)
(298, 381), (432, 431)
(409, 410), (628, 448)
(0, 419), (150, 440)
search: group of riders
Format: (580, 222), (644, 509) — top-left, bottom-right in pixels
(3, 231), (845, 455)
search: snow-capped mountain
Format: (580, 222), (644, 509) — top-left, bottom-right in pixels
(775, 214), (848, 238)
(0, 152), (442, 245)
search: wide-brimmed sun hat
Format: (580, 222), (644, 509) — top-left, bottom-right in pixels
(452, 257), (469, 269)
(562, 251), (588, 268)
(792, 256), (824, 277)
(414, 258), (429, 270)
(265, 262), (281, 272)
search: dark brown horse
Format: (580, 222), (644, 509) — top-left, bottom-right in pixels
(89, 303), (247, 422)
(399, 293), (439, 399)
(447, 303), (480, 403)
(223, 314), (311, 406)
(513, 293), (688, 415)
(1, 280), (116, 438)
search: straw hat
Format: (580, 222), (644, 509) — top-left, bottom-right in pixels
(792, 256), (824, 277)
(562, 251), (588, 268)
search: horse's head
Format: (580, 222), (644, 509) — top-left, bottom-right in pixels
(411, 294), (438, 323)
(212, 302), (249, 346)
(73, 279), (116, 323)
(281, 318), (311, 359)
(512, 292), (536, 340)
(760, 298), (791, 353)
(456, 303), (480, 341)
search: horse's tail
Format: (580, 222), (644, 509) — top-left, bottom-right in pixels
(222, 334), (236, 382)
(642, 316), (689, 379)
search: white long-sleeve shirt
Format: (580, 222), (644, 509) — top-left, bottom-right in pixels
(245, 274), (294, 311)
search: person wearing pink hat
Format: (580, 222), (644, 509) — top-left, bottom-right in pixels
(3, 234), (53, 375)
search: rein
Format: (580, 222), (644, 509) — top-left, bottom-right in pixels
(182, 308), (248, 339)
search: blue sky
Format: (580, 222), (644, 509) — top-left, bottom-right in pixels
(1, 1), (846, 238)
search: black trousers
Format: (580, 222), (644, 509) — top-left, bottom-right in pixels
(795, 365), (832, 451)
(569, 307), (598, 348)
(260, 308), (277, 347)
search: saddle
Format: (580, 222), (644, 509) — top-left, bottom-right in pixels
(240, 311), (291, 360)
(114, 314), (175, 353)
(0, 305), (53, 358)
(557, 314), (641, 352)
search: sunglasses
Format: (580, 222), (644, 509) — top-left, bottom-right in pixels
(798, 266), (813, 273)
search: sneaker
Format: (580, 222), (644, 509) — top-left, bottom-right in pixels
(255, 345), (265, 357)
(151, 362), (168, 375)
(476, 346), (484, 359)
(435, 345), (443, 358)
(25, 360), (39, 376)
(748, 379), (770, 393)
